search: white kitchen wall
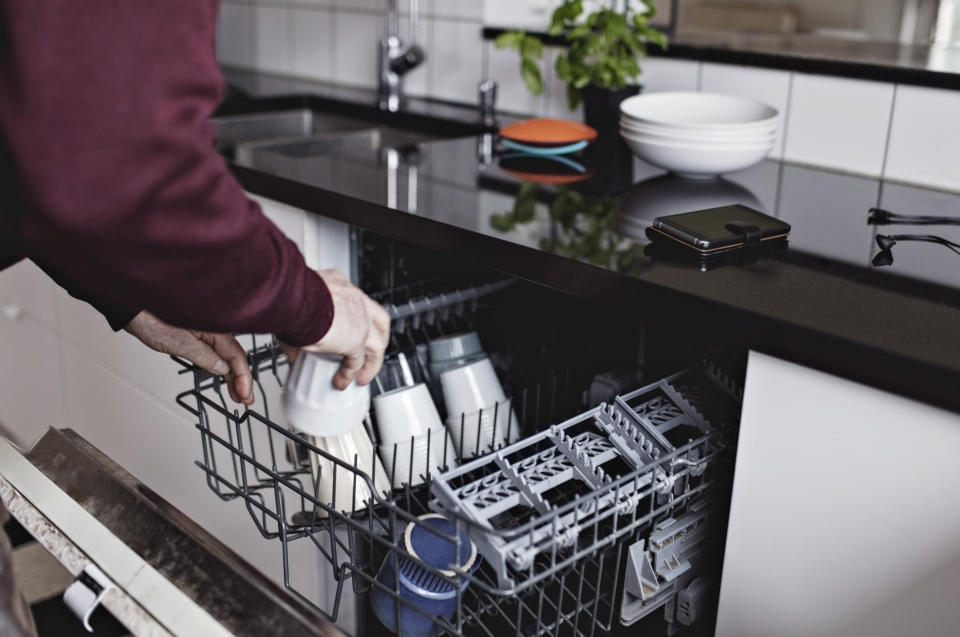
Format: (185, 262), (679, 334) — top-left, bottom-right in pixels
(217, 0), (960, 192)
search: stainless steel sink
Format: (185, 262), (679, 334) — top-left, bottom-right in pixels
(212, 108), (438, 154)
(234, 128), (427, 166)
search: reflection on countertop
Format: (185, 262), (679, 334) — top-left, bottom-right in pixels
(237, 130), (960, 294)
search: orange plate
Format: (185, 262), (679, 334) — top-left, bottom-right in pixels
(499, 118), (598, 146)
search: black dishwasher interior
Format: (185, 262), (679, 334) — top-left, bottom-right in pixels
(174, 228), (746, 637)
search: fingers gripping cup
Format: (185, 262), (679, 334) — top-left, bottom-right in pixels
(371, 513), (480, 636)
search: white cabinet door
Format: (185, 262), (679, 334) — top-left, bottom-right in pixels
(0, 311), (65, 448)
(0, 260), (59, 331)
(57, 342), (321, 602)
(716, 352), (960, 637)
(53, 292), (197, 410)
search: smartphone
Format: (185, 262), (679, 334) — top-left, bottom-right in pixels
(646, 204), (791, 255)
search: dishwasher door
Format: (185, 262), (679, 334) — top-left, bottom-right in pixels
(0, 428), (341, 637)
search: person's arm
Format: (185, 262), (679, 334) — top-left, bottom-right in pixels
(0, 0), (331, 346)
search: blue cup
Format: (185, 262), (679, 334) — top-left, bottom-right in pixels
(371, 513), (480, 636)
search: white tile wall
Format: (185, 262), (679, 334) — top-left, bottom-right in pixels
(217, 2), (254, 68)
(253, 5), (291, 74)
(884, 85), (960, 192)
(430, 19), (484, 103)
(218, 1), (960, 191)
(638, 58), (701, 93)
(425, 0), (484, 21)
(784, 73), (894, 177)
(700, 62), (791, 160)
(333, 10), (382, 88)
(291, 8), (334, 81)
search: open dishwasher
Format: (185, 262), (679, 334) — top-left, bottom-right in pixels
(172, 231), (745, 637)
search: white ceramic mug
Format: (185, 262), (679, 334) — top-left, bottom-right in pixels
(284, 352), (370, 437)
(307, 425), (391, 517)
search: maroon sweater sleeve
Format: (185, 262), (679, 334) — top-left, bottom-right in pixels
(0, 1), (333, 346)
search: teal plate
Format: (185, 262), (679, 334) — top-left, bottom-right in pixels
(501, 139), (588, 156)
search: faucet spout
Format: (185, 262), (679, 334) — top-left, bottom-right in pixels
(379, 0), (425, 112)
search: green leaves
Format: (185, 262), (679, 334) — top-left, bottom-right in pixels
(495, 30), (544, 96)
(493, 30), (524, 49)
(491, 182), (539, 232)
(503, 0), (667, 108)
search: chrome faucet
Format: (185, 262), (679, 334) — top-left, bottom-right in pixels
(379, 0), (425, 112)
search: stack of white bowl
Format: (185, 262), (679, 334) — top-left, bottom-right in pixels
(619, 92), (779, 179)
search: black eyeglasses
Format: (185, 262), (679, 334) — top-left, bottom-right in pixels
(872, 233), (960, 267)
(868, 207), (960, 226)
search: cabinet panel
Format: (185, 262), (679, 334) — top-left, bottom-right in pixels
(717, 352), (960, 637)
(0, 312), (65, 448)
(0, 260), (59, 331)
(248, 193), (306, 251)
(54, 293), (194, 409)
(57, 343), (320, 601)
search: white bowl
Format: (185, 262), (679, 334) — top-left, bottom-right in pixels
(620, 92), (779, 130)
(620, 126), (776, 149)
(621, 135), (774, 179)
(619, 116), (778, 141)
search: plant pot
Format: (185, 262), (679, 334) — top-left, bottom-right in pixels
(582, 85), (641, 194)
(582, 84), (641, 141)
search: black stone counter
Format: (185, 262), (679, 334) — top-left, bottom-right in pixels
(221, 70), (960, 414)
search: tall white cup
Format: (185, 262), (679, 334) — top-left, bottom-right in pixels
(308, 425), (390, 516)
(440, 358), (518, 457)
(439, 357), (506, 416)
(284, 352), (370, 437)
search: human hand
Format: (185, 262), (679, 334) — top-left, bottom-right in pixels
(283, 269), (390, 390)
(124, 311), (254, 405)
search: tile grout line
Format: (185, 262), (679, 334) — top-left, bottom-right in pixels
(878, 83), (900, 183)
(778, 71), (795, 161)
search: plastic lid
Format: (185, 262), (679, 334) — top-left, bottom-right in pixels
(428, 332), (483, 363)
(397, 514), (478, 596)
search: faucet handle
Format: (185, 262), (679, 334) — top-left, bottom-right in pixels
(390, 44), (425, 75)
(478, 80), (497, 126)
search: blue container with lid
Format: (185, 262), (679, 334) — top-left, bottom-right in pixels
(371, 513), (480, 636)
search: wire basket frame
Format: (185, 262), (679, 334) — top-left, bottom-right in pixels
(174, 334), (740, 637)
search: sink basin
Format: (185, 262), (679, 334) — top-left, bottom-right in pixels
(235, 128), (427, 166)
(212, 108), (440, 155)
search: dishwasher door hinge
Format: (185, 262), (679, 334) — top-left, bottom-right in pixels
(63, 564), (114, 632)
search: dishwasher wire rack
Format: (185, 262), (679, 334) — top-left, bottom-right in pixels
(174, 335), (741, 637)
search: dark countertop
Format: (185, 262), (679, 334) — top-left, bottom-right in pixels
(482, 26), (960, 91)
(222, 70), (960, 414)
